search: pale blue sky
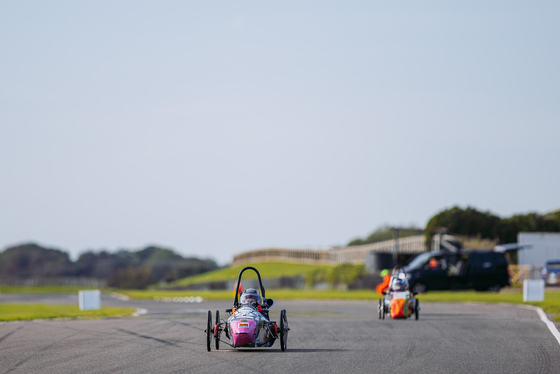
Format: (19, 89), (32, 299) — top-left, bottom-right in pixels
(1, 1), (559, 264)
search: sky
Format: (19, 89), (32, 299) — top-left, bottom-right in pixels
(1, 1), (559, 265)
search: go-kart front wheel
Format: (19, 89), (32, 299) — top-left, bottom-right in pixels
(378, 299), (382, 319)
(415, 299), (419, 320)
(206, 310), (212, 351)
(280, 309), (288, 351)
(215, 310), (220, 350)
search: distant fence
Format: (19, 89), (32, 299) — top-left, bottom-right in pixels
(508, 265), (543, 284)
(0, 277), (107, 288)
(330, 235), (426, 264)
(509, 265), (531, 284)
(232, 235), (427, 266)
(232, 239), (543, 286)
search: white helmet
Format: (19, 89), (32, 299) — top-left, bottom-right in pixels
(239, 288), (261, 305)
(392, 278), (408, 291)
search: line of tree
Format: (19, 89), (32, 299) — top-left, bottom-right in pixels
(305, 263), (367, 288)
(348, 207), (560, 247)
(0, 243), (218, 289)
(347, 225), (423, 246)
(425, 206), (560, 244)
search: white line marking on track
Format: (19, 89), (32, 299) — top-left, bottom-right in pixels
(133, 308), (147, 317)
(111, 292), (130, 301)
(522, 305), (560, 346)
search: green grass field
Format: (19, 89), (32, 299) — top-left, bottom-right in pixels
(1, 287), (558, 322)
(116, 288), (560, 321)
(168, 262), (334, 287)
(118, 289), (378, 301)
(0, 285), (106, 294)
(420, 290), (560, 320)
(0, 304), (136, 321)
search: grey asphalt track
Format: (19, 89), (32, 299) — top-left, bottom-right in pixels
(1, 295), (559, 374)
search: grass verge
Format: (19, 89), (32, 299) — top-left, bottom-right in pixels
(0, 304), (136, 322)
(0, 286), (109, 294)
(118, 289), (380, 301)
(418, 290), (560, 320)
(117, 288), (560, 320)
(2, 286), (558, 322)
(168, 262), (334, 287)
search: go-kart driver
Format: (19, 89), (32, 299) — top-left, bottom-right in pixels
(240, 288), (261, 306)
(391, 277), (409, 292)
(238, 288), (270, 320)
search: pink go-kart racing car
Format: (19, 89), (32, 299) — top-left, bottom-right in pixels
(205, 266), (290, 351)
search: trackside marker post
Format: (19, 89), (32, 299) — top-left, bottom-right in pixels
(523, 279), (545, 302)
(79, 290), (101, 310)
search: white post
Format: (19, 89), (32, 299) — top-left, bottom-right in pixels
(523, 279), (545, 302)
(79, 290), (101, 310)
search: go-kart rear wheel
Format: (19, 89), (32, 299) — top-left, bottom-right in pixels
(381, 298), (386, 320)
(206, 310), (212, 351)
(280, 309), (288, 351)
(215, 310), (220, 350)
(378, 299), (382, 319)
(415, 298), (419, 320)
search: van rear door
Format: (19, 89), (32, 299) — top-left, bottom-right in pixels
(446, 253), (471, 289)
(470, 252), (509, 290)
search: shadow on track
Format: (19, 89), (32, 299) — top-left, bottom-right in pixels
(116, 328), (179, 347)
(230, 348), (351, 353)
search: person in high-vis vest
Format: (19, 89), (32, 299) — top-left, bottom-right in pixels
(376, 269), (391, 296)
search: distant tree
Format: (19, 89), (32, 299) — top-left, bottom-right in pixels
(137, 246), (182, 264)
(347, 238), (366, 246)
(107, 266), (154, 289)
(90, 251), (127, 279)
(498, 212), (560, 243)
(0, 243), (218, 287)
(305, 268), (328, 288)
(72, 251), (98, 276)
(347, 225), (422, 246)
(545, 209), (560, 223)
(0, 243), (72, 278)
(425, 206), (560, 246)
(326, 263), (366, 288)
(426, 206), (501, 240)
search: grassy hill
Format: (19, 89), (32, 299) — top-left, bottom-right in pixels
(166, 262), (335, 287)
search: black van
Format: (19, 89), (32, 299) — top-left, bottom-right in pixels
(404, 249), (510, 293)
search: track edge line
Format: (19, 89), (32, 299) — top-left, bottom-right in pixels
(522, 305), (560, 347)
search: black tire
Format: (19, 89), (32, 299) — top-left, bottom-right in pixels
(215, 310), (220, 350)
(414, 298), (419, 320)
(378, 299), (382, 319)
(206, 310), (212, 351)
(279, 309), (288, 351)
(381, 297), (386, 320)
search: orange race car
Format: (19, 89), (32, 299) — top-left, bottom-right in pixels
(378, 266), (420, 320)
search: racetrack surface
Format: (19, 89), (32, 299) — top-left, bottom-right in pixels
(1, 295), (559, 374)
